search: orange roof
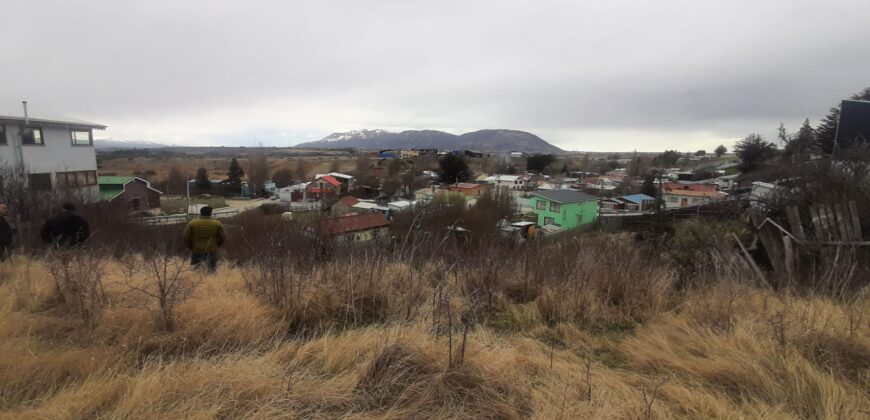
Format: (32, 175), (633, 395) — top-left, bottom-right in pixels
(663, 183), (718, 193)
(321, 213), (390, 235)
(318, 175), (342, 186)
(662, 183), (726, 199)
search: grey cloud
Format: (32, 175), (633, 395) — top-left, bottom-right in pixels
(1, 0), (868, 151)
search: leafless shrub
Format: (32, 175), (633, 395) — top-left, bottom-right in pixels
(124, 243), (197, 331)
(44, 247), (107, 327)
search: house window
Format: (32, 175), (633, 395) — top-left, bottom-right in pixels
(550, 202), (560, 212)
(131, 198), (141, 210)
(536, 200), (547, 210)
(0, 124), (6, 145)
(544, 217), (556, 226)
(56, 170), (98, 188)
(28, 173), (52, 191)
(668, 196), (678, 203)
(71, 130), (93, 146)
(21, 127), (43, 145)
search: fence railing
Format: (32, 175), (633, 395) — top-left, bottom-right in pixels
(133, 208), (242, 226)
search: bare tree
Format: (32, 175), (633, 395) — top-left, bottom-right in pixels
(272, 168), (294, 188)
(295, 158), (310, 181)
(248, 152), (271, 197)
(166, 166), (187, 197)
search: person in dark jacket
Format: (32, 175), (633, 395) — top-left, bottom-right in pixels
(0, 203), (13, 261)
(40, 203), (90, 247)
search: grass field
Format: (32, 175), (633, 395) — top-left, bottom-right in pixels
(1, 238), (867, 418)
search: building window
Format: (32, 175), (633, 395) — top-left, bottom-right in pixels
(28, 173), (52, 191)
(550, 202), (560, 212)
(21, 127), (43, 145)
(536, 200), (547, 210)
(668, 196), (678, 203)
(56, 170), (98, 188)
(71, 130), (93, 146)
(544, 217), (555, 226)
(0, 124), (6, 145)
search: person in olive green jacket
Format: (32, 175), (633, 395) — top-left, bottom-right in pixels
(182, 206), (226, 273)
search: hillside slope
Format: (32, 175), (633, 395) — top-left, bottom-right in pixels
(296, 129), (563, 153)
(1, 240), (867, 418)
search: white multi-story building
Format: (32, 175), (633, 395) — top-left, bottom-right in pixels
(0, 105), (105, 199)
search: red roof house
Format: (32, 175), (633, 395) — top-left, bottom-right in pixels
(316, 213), (391, 241)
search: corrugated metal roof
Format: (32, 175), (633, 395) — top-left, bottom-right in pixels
(98, 176), (136, 185)
(0, 109), (106, 129)
(621, 194), (654, 204)
(533, 189), (597, 203)
(321, 213), (390, 235)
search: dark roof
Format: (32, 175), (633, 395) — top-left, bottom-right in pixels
(533, 189), (597, 203)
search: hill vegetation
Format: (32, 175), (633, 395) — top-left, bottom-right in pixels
(1, 213), (868, 418)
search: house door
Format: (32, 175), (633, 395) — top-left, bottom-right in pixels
(680, 198), (688, 207)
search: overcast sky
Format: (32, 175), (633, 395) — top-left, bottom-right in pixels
(1, 1), (868, 152)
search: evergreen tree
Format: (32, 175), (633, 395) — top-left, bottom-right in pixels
(734, 134), (777, 173)
(438, 153), (470, 183)
(782, 119), (816, 160)
(226, 158), (245, 192)
(526, 154), (556, 174)
(640, 172), (658, 198)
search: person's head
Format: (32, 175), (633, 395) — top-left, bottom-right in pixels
(0, 203), (7, 216)
(62, 203), (76, 212)
(200, 206), (213, 217)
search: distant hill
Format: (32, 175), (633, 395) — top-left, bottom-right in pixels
(95, 139), (171, 149)
(295, 129), (563, 153)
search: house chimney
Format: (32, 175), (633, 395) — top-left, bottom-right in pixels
(22, 101), (29, 125)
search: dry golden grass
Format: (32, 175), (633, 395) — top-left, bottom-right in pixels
(1, 255), (869, 419)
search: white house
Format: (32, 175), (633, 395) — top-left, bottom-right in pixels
(277, 182), (309, 202)
(484, 174), (526, 190)
(0, 105), (105, 199)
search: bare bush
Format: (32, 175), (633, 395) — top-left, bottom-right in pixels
(45, 247), (107, 327)
(124, 244), (198, 331)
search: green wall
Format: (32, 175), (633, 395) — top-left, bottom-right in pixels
(531, 196), (598, 230)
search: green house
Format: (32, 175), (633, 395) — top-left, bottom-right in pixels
(531, 190), (599, 231)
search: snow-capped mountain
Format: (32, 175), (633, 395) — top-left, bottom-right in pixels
(321, 129), (389, 142)
(296, 129), (563, 153)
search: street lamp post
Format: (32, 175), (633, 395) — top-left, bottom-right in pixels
(186, 176), (192, 218)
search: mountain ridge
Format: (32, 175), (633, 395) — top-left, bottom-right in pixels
(296, 129), (563, 153)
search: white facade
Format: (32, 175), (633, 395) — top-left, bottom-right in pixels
(485, 174), (526, 190)
(0, 112), (105, 199)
